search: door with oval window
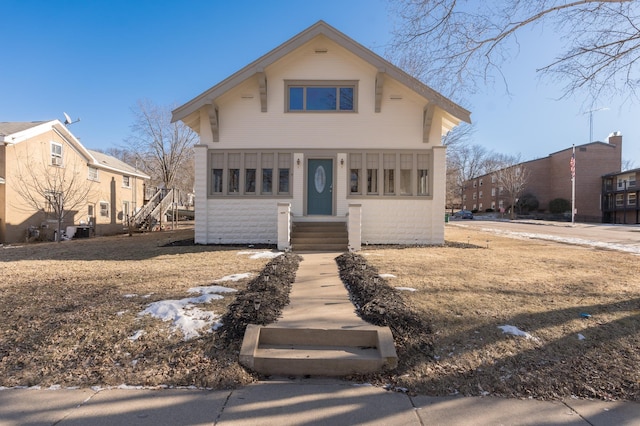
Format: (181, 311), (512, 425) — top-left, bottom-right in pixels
(307, 159), (333, 215)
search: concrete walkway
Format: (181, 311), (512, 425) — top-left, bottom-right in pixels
(1, 379), (638, 425)
(270, 252), (371, 329)
(1, 252), (638, 425)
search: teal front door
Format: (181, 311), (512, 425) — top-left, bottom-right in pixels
(307, 159), (333, 215)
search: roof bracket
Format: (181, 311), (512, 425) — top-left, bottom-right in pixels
(375, 71), (385, 113)
(257, 71), (267, 112)
(208, 104), (219, 142)
(423, 104), (434, 143)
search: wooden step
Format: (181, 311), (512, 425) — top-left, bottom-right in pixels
(240, 325), (397, 376)
(291, 221), (348, 252)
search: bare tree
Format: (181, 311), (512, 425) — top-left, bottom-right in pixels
(389, 0), (640, 103)
(126, 100), (198, 195)
(622, 158), (637, 171)
(493, 157), (530, 219)
(447, 144), (493, 211)
(12, 148), (96, 242)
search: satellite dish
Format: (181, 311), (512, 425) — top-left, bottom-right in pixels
(62, 112), (80, 126)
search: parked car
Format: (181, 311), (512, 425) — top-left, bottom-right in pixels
(453, 210), (474, 219)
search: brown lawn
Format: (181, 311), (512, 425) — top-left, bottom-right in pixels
(0, 224), (638, 400)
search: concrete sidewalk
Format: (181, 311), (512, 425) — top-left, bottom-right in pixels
(1, 379), (638, 425)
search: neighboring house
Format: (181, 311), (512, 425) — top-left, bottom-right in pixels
(602, 168), (639, 224)
(171, 21), (470, 250)
(461, 133), (622, 222)
(0, 120), (150, 243)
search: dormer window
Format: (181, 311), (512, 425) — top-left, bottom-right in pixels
(286, 80), (357, 112)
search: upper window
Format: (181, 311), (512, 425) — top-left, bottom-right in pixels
(286, 81), (357, 112)
(122, 176), (131, 188)
(51, 142), (63, 166)
(88, 167), (99, 181)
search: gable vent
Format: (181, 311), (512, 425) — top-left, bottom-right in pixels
(314, 48), (328, 54)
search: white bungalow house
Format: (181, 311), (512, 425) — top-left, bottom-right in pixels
(172, 21), (471, 250)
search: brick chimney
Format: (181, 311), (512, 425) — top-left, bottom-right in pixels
(608, 131), (622, 147)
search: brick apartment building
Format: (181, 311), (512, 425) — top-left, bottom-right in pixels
(461, 133), (622, 222)
(602, 168), (639, 224)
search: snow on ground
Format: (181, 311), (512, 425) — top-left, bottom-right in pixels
(469, 224), (640, 255)
(137, 285), (238, 341)
(498, 325), (540, 343)
(394, 287), (417, 292)
(237, 250), (283, 259)
(379, 273), (396, 278)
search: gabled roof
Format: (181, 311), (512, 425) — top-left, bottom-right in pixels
(172, 20), (471, 125)
(0, 121), (47, 136)
(88, 149), (150, 179)
(0, 120), (149, 180)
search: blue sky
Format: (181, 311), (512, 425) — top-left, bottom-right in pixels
(2, 0), (638, 165)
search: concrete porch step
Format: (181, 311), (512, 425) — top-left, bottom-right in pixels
(240, 325), (397, 377)
(292, 243), (348, 251)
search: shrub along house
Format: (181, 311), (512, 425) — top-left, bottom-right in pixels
(172, 21), (471, 250)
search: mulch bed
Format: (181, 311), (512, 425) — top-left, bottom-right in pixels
(216, 252), (301, 342)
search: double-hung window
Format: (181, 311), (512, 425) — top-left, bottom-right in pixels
(417, 154), (429, 195)
(88, 167), (99, 181)
(286, 81), (356, 112)
(122, 175), (131, 188)
(51, 142), (63, 166)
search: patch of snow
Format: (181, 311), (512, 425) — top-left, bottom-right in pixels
(47, 385), (62, 390)
(123, 294), (137, 298)
(137, 284), (240, 340)
(379, 273), (396, 278)
(128, 330), (145, 341)
(237, 250), (283, 259)
(212, 274), (252, 283)
(477, 226), (640, 255)
(142, 293), (154, 298)
(394, 287), (417, 292)
(498, 325), (540, 342)
(578, 333), (586, 340)
(116, 310), (127, 316)
(352, 383), (373, 387)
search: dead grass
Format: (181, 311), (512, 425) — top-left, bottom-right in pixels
(0, 224), (638, 400)
(358, 226), (640, 401)
(0, 227), (268, 388)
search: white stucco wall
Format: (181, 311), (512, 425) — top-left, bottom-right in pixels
(204, 36), (439, 151)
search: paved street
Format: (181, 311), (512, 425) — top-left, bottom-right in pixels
(449, 218), (640, 254)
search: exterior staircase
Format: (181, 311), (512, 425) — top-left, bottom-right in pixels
(240, 325), (397, 376)
(130, 188), (174, 231)
(291, 221), (348, 251)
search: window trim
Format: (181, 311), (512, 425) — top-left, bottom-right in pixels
(122, 175), (131, 188)
(50, 142), (63, 166)
(88, 166), (99, 181)
(285, 80), (358, 113)
(348, 151), (432, 198)
(99, 201), (109, 218)
(208, 151), (292, 197)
